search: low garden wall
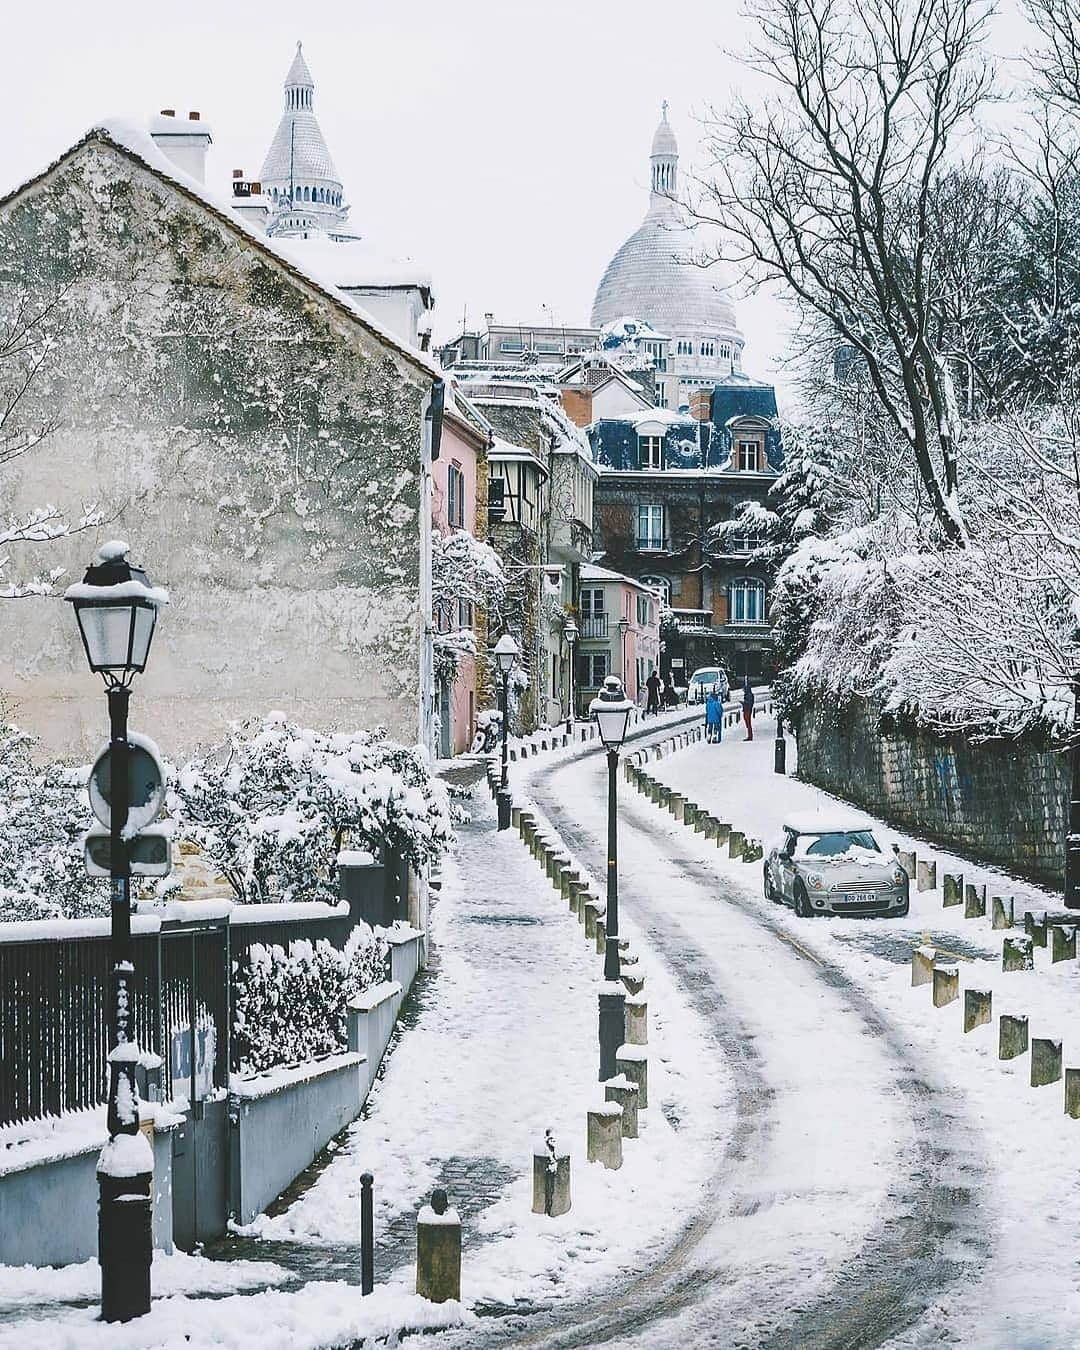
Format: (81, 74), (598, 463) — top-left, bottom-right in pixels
(795, 696), (1068, 887)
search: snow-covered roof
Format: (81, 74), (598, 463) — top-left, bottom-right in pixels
(273, 233), (432, 298)
(0, 120), (443, 383)
(580, 564), (658, 593)
(783, 815), (878, 836)
(489, 437), (548, 478)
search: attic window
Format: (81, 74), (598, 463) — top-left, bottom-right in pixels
(639, 435), (663, 469)
(736, 440), (762, 472)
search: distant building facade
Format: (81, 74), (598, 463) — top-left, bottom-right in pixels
(577, 565), (661, 707)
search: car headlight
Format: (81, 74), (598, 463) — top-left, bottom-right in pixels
(891, 865), (906, 885)
(805, 872), (825, 890)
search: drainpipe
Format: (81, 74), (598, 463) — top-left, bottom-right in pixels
(419, 380), (445, 757)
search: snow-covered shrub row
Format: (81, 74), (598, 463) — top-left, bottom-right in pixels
(168, 712), (453, 906)
(231, 923), (388, 1074)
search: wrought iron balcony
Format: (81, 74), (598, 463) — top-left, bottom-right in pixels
(580, 615), (609, 639)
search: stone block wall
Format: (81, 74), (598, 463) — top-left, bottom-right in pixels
(796, 697), (1067, 887)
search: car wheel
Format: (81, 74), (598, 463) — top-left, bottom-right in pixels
(763, 865), (775, 901)
(794, 881), (813, 918)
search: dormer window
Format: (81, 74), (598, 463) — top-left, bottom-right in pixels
(639, 435), (663, 469)
(736, 439), (762, 472)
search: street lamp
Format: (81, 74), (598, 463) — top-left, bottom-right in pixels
(564, 619), (578, 735)
(589, 674), (634, 1080)
(617, 615), (630, 692)
(493, 632), (519, 831)
(65, 540), (167, 1324)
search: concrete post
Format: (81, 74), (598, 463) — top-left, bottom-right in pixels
(999, 1014), (1029, 1060)
(560, 869), (580, 903)
(728, 830), (746, 860)
(584, 902), (603, 941)
(1051, 924), (1077, 964)
(963, 988), (992, 1033)
(991, 896), (1014, 930)
(1065, 1069), (1080, 1119)
(616, 1045), (649, 1108)
(964, 884), (986, 920)
(932, 963), (959, 1008)
(605, 1075), (640, 1139)
(511, 805), (522, 830)
(625, 995), (648, 1045)
(715, 823), (732, 846)
(416, 1190), (461, 1304)
(596, 918), (606, 956)
(1024, 911), (1049, 948)
(682, 801), (697, 827)
(942, 873), (963, 907)
(911, 945), (936, 987)
(896, 849), (916, 881)
(587, 1105), (623, 1168)
(1002, 935), (1034, 972)
(668, 792), (684, 818)
(1031, 1038), (1063, 1087)
(704, 817), (719, 842)
(532, 1131), (571, 1216)
(621, 969), (645, 997)
(916, 859), (938, 892)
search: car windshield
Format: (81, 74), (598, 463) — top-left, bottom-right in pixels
(799, 830), (880, 857)
(691, 671), (719, 684)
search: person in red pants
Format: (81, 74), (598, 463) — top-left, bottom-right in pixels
(741, 676), (755, 740)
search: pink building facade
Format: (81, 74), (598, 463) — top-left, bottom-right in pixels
(577, 564), (662, 709)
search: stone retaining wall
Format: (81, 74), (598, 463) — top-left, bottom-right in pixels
(795, 697), (1067, 887)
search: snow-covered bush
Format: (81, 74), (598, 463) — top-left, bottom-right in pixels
(169, 713), (453, 906)
(231, 922), (389, 1073)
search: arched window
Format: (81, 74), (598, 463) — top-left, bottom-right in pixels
(640, 574), (671, 607)
(729, 579), (766, 625)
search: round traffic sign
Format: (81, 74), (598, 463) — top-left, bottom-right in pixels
(88, 731), (166, 834)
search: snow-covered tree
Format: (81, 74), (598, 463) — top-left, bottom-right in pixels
(169, 713), (453, 906)
(431, 529), (505, 685)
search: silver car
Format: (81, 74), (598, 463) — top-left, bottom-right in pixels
(763, 818), (910, 918)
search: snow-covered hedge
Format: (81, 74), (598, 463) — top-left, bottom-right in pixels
(169, 713), (453, 906)
(232, 923), (389, 1074)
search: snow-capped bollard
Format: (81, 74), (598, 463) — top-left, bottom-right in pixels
(1025, 911), (1049, 948)
(625, 995), (648, 1045)
(964, 988), (992, 1033)
(703, 816), (720, 842)
(991, 895), (1015, 930)
(572, 883), (590, 921)
(728, 830), (746, 860)
(911, 945), (936, 988)
(1065, 1069), (1080, 1119)
(1032, 1038), (1063, 1088)
(584, 901), (604, 941)
(560, 868), (580, 903)
(943, 873), (963, 907)
(97, 1128), (153, 1324)
(550, 852), (571, 886)
(964, 883), (986, 919)
(896, 849), (916, 881)
(1052, 924), (1077, 964)
(1003, 934), (1034, 972)
(511, 805), (522, 830)
(682, 801), (697, 827)
(532, 1129), (571, 1216)
(932, 962), (959, 1008)
(416, 1189), (461, 1304)
(596, 918), (606, 955)
(1000, 1014), (1029, 1060)
(668, 791), (684, 818)
(917, 859), (938, 892)
(715, 822), (732, 846)
(587, 1104), (623, 1169)
(605, 1074), (640, 1139)
(616, 1044), (649, 1108)
(743, 838), (764, 864)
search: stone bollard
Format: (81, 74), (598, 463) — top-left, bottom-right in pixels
(896, 849), (916, 881)
(532, 1129), (571, 1216)
(999, 1014), (1029, 1060)
(1002, 935), (1034, 972)
(715, 822), (732, 846)
(658, 785), (671, 808)
(942, 873), (963, 907)
(728, 830), (746, 860)
(587, 1105), (623, 1169)
(1051, 924), (1077, 964)
(621, 968), (645, 997)
(991, 896), (1014, 930)
(1031, 1038), (1063, 1088)
(964, 988), (992, 1033)
(916, 859), (938, 893)
(932, 962), (959, 1008)
(605, 1075), (640, 1139)
(596, 918), (606, 956)
(1024, 911), (1048, 948)
(964, 883), (986, 920)
(703, 816), (719, 842)
(743, 838), (764, 864)
(561, 869), (580, 903)
(616, 1044), (649, 1108)
(668, 792), (684, 818)
(624, 995), (648, 1045)
(584, 902), (604, 941)
(682, 801), (697, 827)
(550, 853), (571, 885)
(1065, 1069), (1080, 1119)
(416, 1189), (461, 1304)
(511, 805), (522, 830)
(911, 945), (936, 988)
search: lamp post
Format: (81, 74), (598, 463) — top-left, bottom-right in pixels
(65, 541), (167, 1324)
(1067, 674), (1080, 909)
(589, 675), (634, 1080)
(564, 619), (578, 735)
(617, 616), (630, 690)
(494, 633), (518, 831)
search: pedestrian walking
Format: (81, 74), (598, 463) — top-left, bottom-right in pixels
(645, 669), (662, 717)
(741, 675), (755, 741)
(704, 689), (723, 743)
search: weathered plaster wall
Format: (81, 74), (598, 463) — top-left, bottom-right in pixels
(796, 696), (1068, 887)
(0, 140), (428, 757)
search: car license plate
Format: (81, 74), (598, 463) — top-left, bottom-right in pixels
(832, 893), (860, 906)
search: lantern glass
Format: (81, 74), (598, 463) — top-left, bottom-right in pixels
(564, 621), (578, 646)
(589, 675), (634, 750)
(493, 633), (519, 676)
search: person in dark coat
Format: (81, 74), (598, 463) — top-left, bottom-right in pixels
(704, 690), (723, 743)
(741, 676), (755, 740)
(645, 669), (662, 716)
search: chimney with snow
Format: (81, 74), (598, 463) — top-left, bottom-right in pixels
(230, 169), (269, 232)
(148, 109), (213, 184)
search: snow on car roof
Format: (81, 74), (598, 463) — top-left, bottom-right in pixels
(783, 815), (878, 836)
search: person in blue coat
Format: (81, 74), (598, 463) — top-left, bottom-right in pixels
(704, 689), (723, 743)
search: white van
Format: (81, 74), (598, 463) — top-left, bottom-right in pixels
(687, 667), (730, 704)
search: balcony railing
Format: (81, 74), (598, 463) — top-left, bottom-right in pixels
(580, 615), (608, 639)
(672, 608), (712, 630)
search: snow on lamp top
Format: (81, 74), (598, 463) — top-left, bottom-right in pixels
(493, 632), (519, 676)
(64, 543), (168, 678)
(589, 675), (634, 749)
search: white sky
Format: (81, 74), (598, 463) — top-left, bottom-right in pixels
(4, 1), (1036, 404)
